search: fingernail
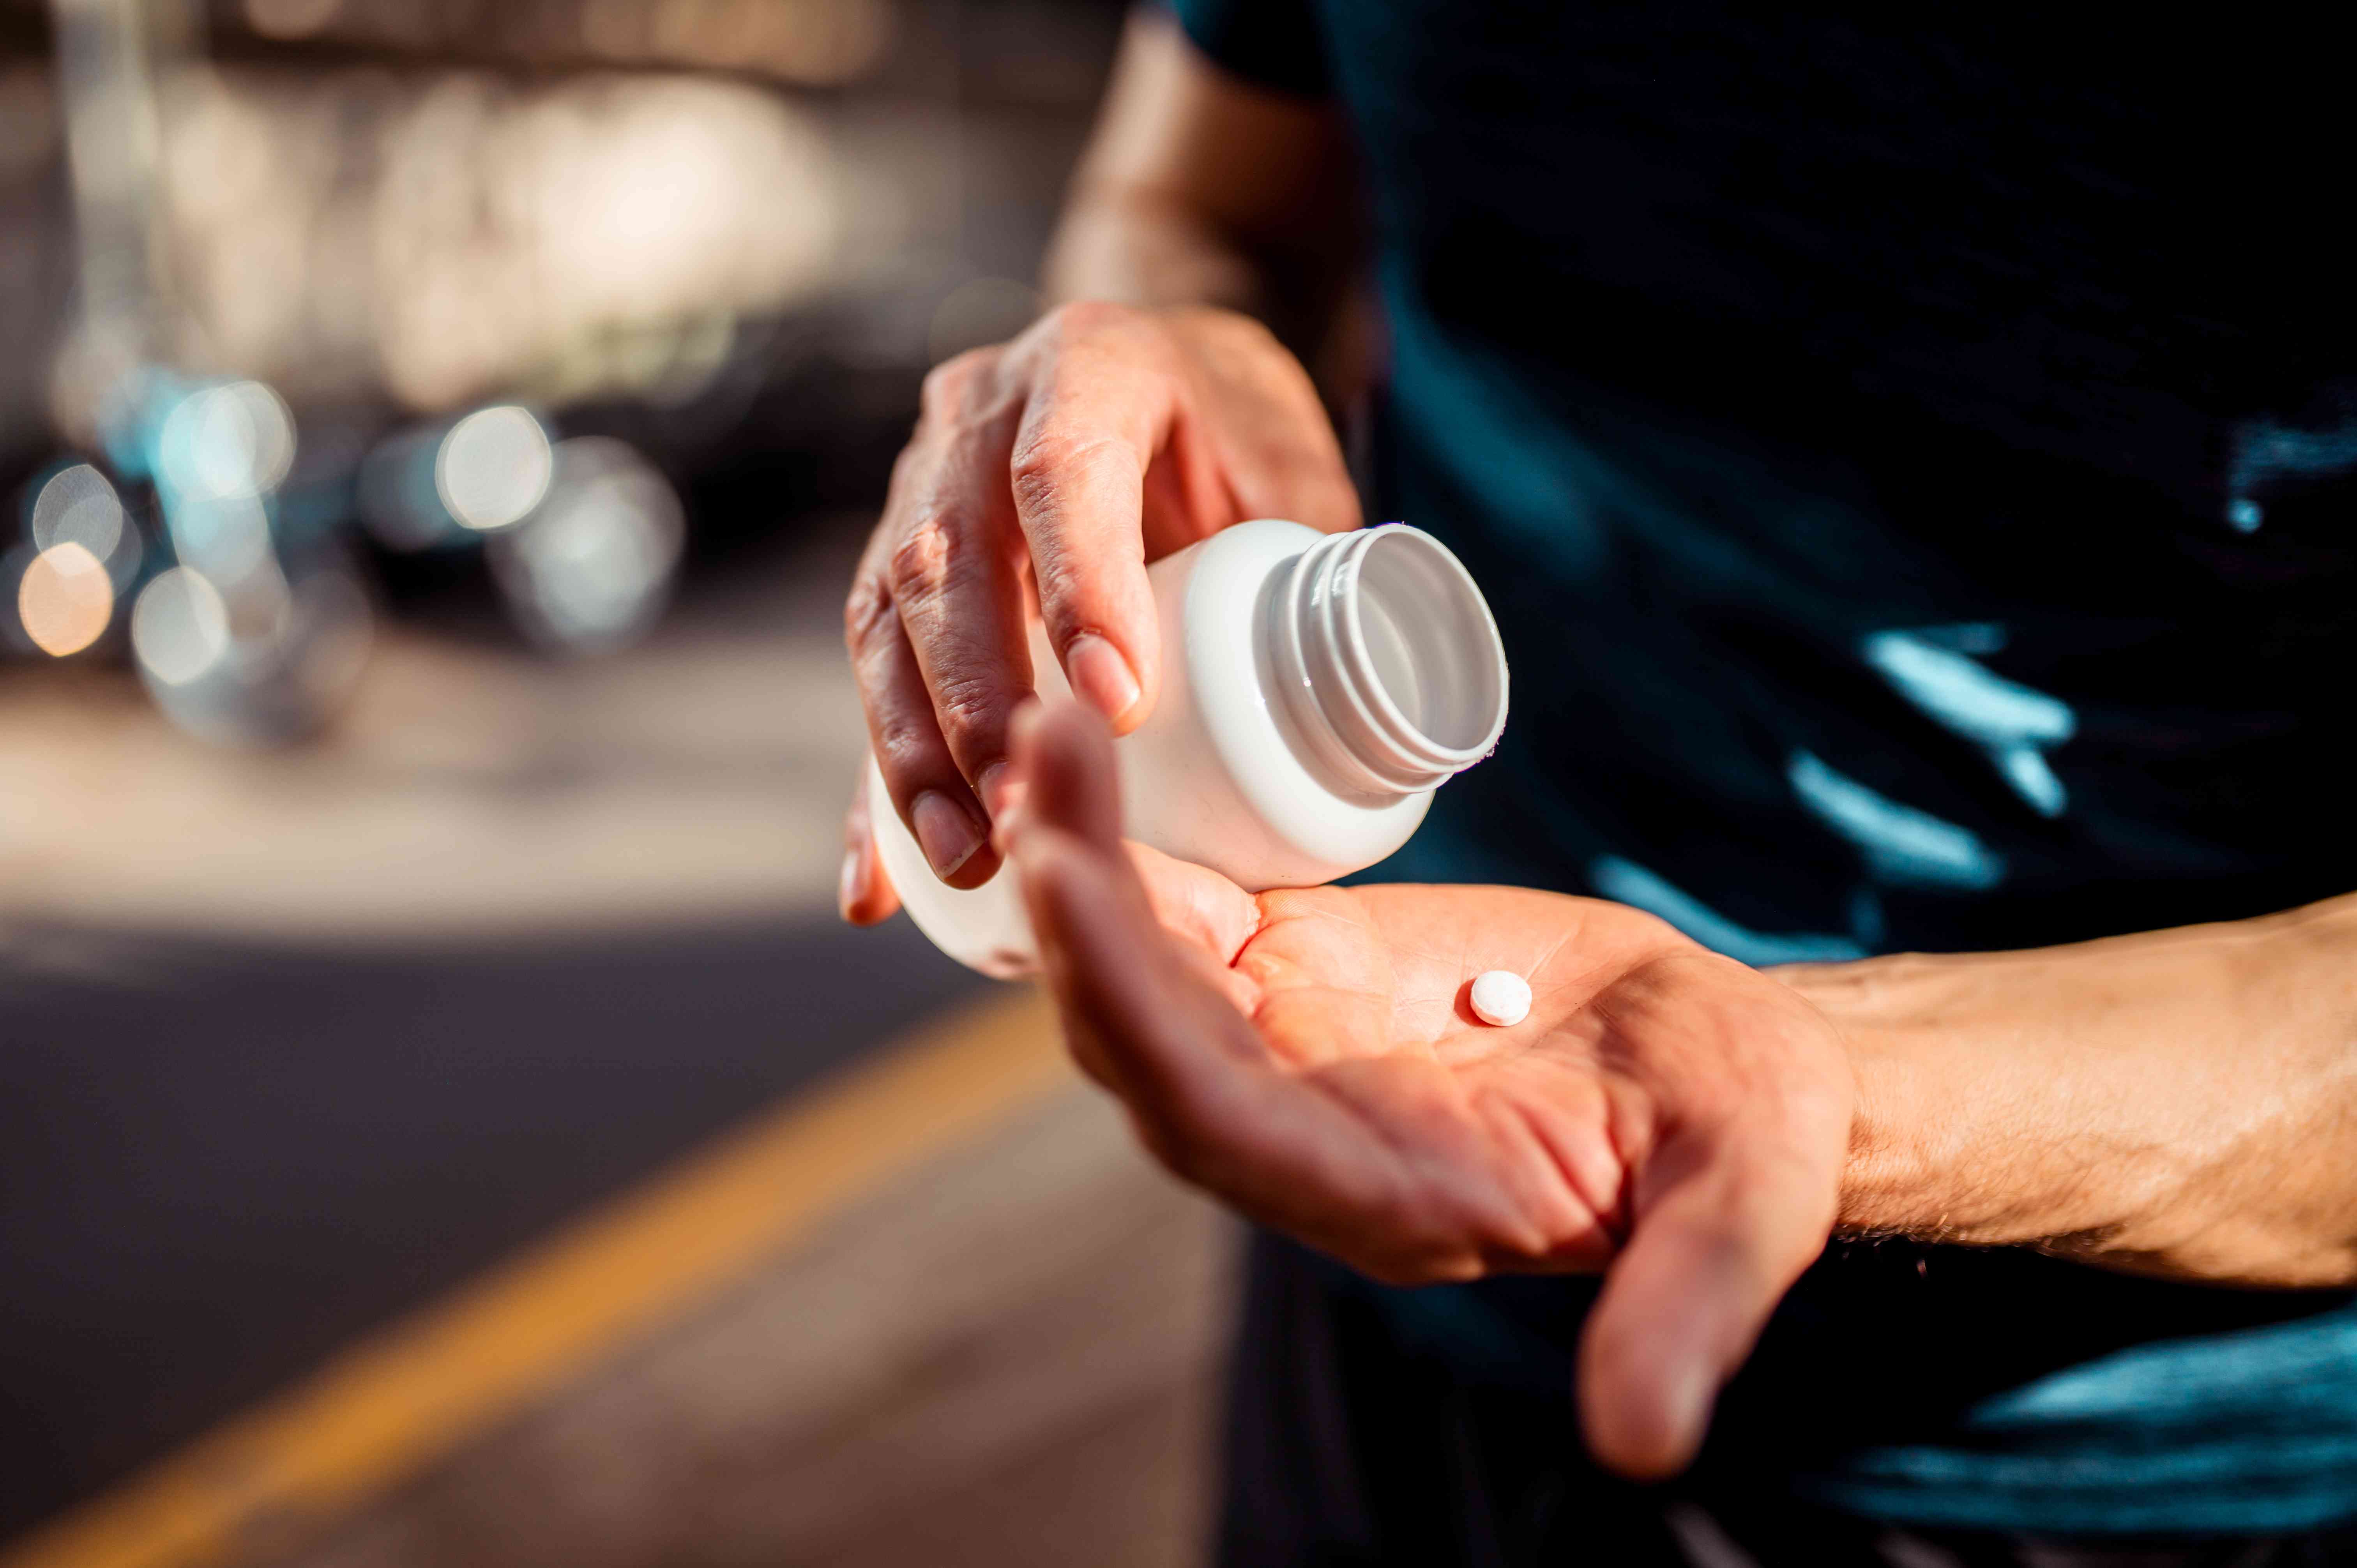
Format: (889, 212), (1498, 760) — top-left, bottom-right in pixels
(837, 841), (868, 920)
(1064, 633), (1141, 726)
(990, 801), (1027, 857)
(980, 763), (1028, 854)
(978, 761), (1019, 821)
(912, 791), (983, 879)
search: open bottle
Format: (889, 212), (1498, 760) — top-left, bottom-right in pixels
(868, 519), (1511, 976)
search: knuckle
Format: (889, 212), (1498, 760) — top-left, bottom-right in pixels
(870, 712), (944, 779)
(841, 573), (894, 654)
(918, 350), (992, 416)
(1006, 435), (1070, 501)
(884, 512), (963, 602)
(930, 670), (1009, 750)
(1008, 431), (1123, 512)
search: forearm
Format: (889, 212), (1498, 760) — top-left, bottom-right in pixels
(1042, 180), (1270, 314)
(1779, 893), (2357, 1287)
(1040, 11), (1360, 356)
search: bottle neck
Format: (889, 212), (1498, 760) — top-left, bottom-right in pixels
(1262, 525), (1509, 800)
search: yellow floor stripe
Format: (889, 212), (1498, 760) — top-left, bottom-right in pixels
(4, 984), (1065, 1568)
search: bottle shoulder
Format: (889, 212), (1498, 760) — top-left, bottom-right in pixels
(1138, 522), (1432, 887)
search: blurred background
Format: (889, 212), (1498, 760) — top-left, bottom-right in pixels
(0, 2), (1232, 1564)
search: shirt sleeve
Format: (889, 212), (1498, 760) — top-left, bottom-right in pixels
(1163, 0), (1330, 98)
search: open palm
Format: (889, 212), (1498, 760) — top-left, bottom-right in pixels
(1004, 703), (1853, 1477)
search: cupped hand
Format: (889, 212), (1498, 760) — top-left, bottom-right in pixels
(1002, 701), (1854, 1478)
(839, 302), (1357, 918)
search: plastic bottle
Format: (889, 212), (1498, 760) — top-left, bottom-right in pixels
(868, 519), (1509, 976)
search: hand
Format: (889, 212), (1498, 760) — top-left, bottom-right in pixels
(1001, 701), (1855, 1478)
(839, 302), (1357, 918)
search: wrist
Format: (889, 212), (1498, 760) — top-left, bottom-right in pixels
(1784, 902), (2357, 1284)
(1776, 952), (1977, 1245)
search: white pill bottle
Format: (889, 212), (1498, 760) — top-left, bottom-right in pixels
(868, 519), (1510, 977)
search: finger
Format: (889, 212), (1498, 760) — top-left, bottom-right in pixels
(1024, 825), (1449, 1269)
(887, 358), (1034, 816)
(1015, 813), (1258, 1141)
(1173, 309), (1362, 538)
(1575, 1131), (1833, 1480)
(1003, 697), (1258, 1026)
(838, 772), (899, 926)
(1007, 703), (1396, 1231)
(1007, 313), (1178, 734)
(1007, 700), (1269, 1108)
(1125, 842), (1260, 969)
(1012, 695), (1124, 849)
(846, 533), (998, 889)
(1019, 818), (1351, 1202)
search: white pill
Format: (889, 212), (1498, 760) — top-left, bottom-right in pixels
(1468, 969), (1532, 1027)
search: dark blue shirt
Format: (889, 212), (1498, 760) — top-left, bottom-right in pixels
(1173, 0), (2357, 1534)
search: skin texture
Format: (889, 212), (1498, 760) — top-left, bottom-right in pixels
(839, 10), (1359, 918)
(991, 703), (2357, 1480)
(1785, 911), (2357, 1290)
(841, 11), (2357, 1478)
(1001, 702), (1853, 1478)
(840, 302), (1357, 900)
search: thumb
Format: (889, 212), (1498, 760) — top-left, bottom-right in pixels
(1007, 696), (1123, 851)
(1576, 1134), (1830, 1479)
(1004, 699), (1276, 1135)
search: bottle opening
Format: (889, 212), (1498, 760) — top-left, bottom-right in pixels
(1269, 524), (1509, 798)
(1348, 527), (1508, 761)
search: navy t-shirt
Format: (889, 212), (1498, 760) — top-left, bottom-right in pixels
(1171, 0), (2357, 1535)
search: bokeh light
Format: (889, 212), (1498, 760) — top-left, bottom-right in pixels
(18, 542), (116, 657)
(155, 380), (297, 501)
(489, 436), (683, 651)
(436, 406), (555, 532)
(134, 558), (376, 746)
(29, 464), (127, 563)
(169, 493), (276, 588)
(102, 523), (146, 592)
(28, 463), (151, 593)
(131, 567), (233, 686)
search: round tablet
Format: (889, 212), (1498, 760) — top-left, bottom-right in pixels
(1468, 969), (1532, 1027)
